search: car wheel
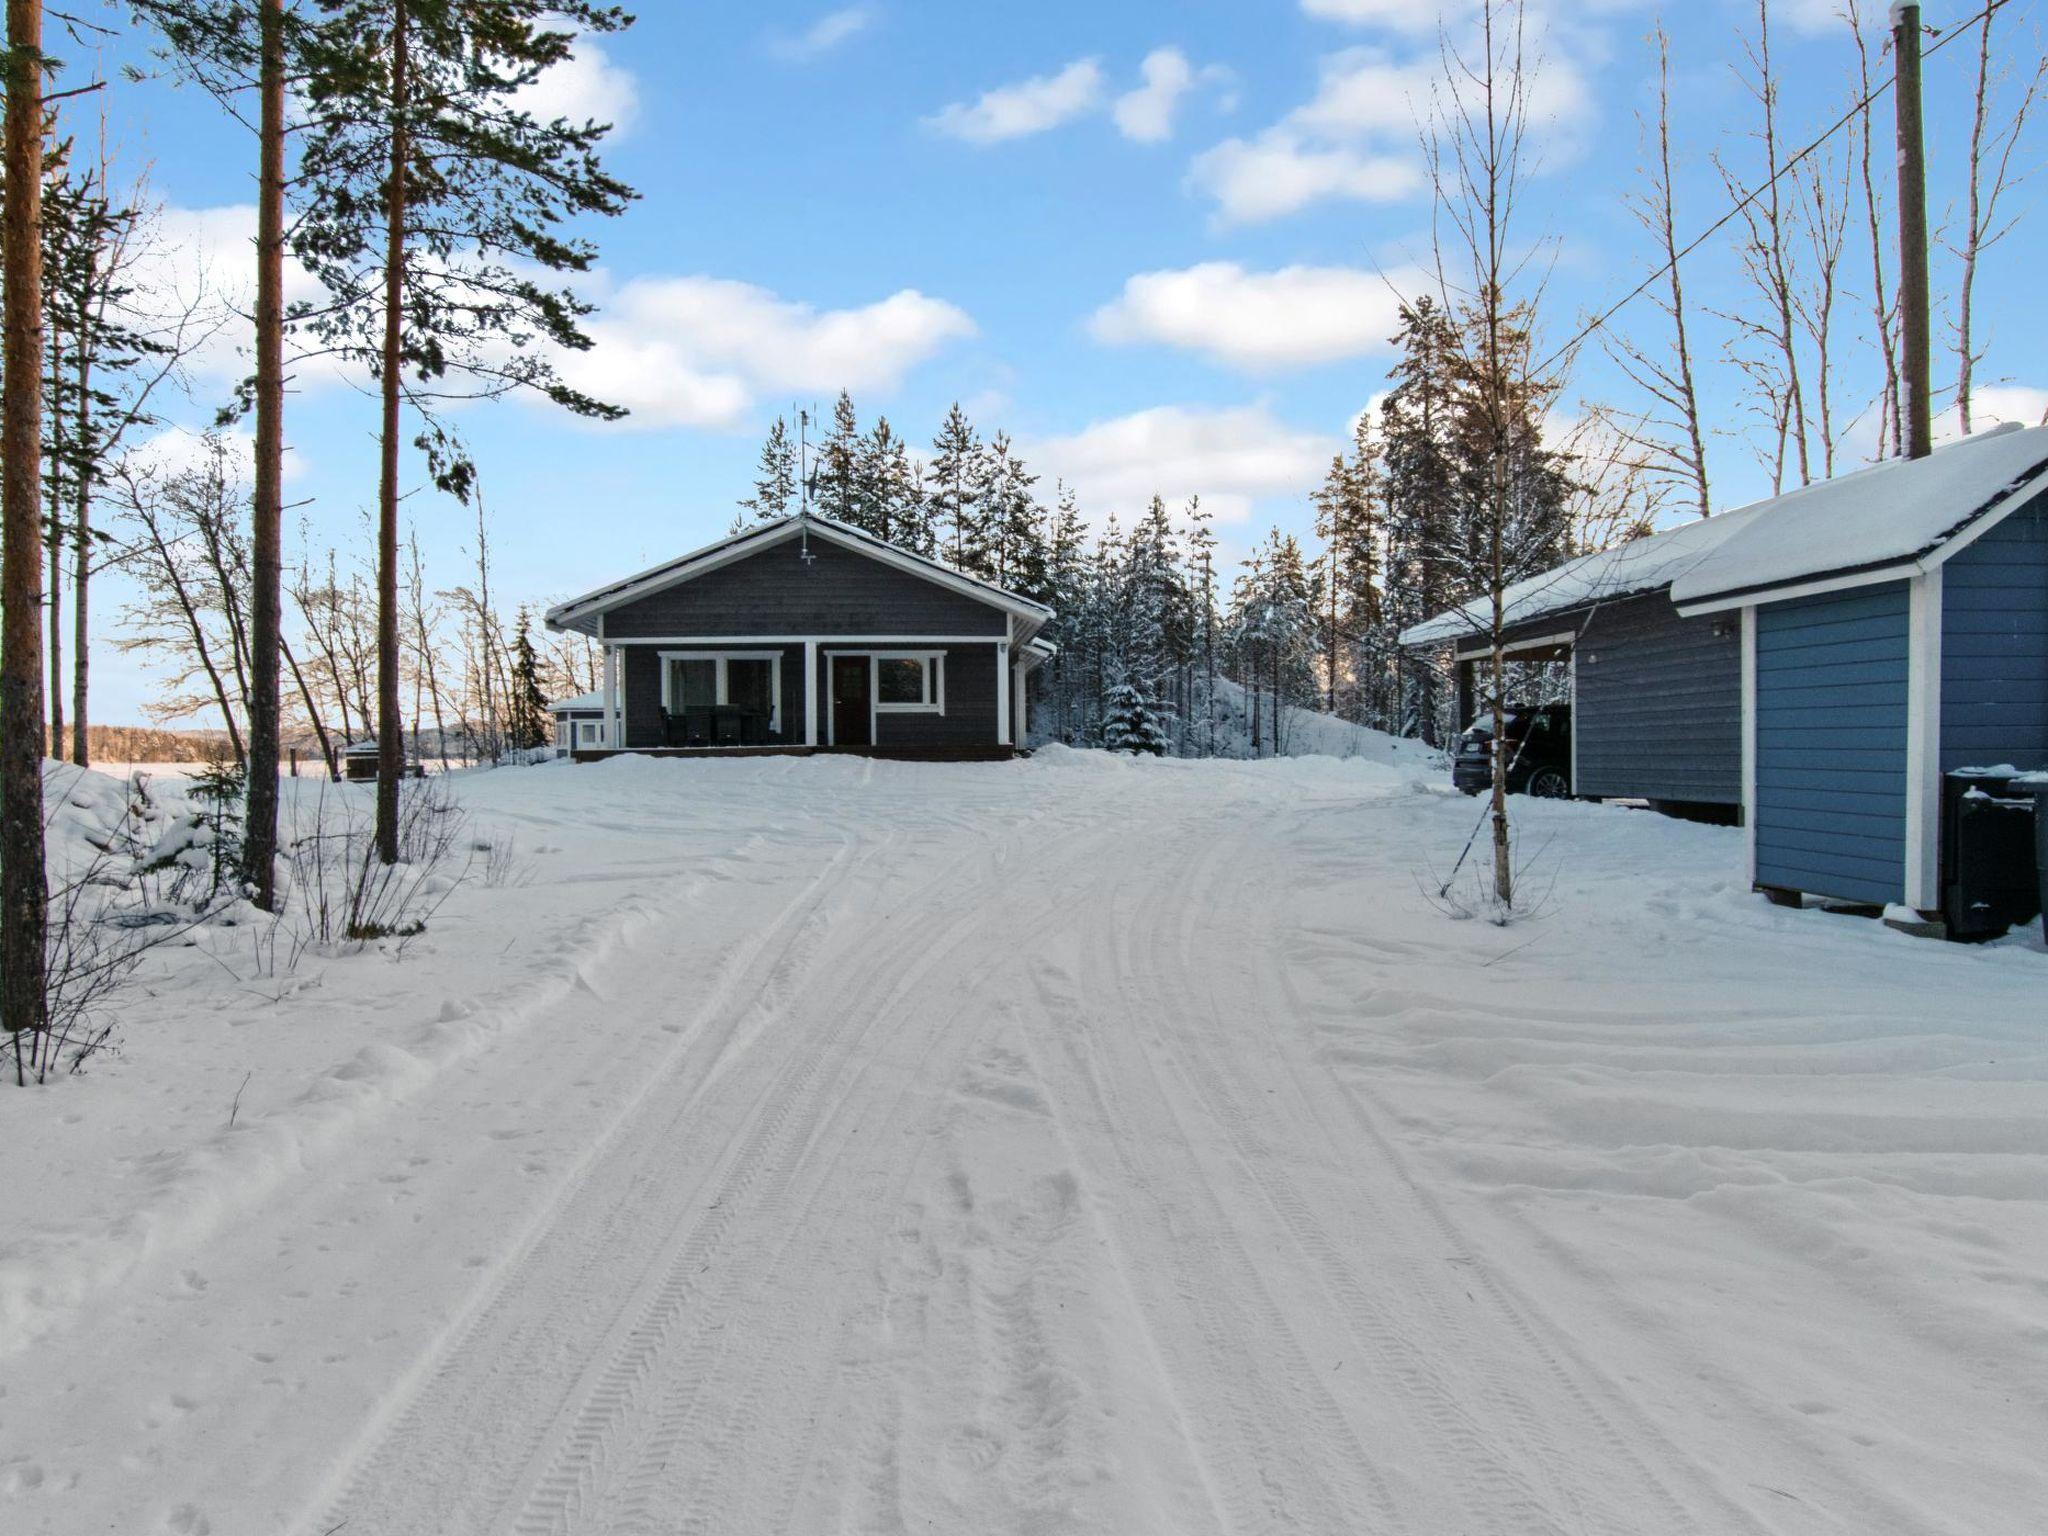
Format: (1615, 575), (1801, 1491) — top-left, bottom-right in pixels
(1526, 767), (1571, 799)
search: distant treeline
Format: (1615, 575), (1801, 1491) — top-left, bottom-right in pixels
(49, 725), (235, 764)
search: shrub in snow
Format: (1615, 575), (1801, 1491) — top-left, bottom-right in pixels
(282, 773), (473, 953)
(1102, 678), (1168, 757)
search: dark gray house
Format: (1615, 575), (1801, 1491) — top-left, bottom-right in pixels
(544, 513), (1055, 758)
(1672, 422), (2048, 918)
(1399, 505), (1764, 816)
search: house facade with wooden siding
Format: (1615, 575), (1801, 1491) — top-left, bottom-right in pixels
(1399, 507), (1761, 815)
(546, 514), (1054, 759)
(1673, 422), (2048, 920)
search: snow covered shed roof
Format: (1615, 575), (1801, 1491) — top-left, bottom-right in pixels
(1397, 504), (1766, 649)
(545, 513), (1055, 638)
(550, 691), (605, 715)
(1671, 422), (2048, 613)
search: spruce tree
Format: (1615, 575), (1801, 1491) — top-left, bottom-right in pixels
(295, 0), (636, 862)
(979, 432), (1040, 590)
(1102, 673), (1166, 757)
(507, 606), (549, 749)
(1380, 296), (1464, 744)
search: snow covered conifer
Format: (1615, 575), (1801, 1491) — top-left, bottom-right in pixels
(1102, 674), (1166, 757)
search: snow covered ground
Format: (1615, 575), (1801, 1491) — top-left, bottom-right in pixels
(4, 747), (2046, 1535)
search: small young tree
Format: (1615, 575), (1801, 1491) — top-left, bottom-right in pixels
(295, 0), (637, 861)
(1101, 673), (1166, 757)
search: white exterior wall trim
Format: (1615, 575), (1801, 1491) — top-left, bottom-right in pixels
(1741, 605), (1757, 882)
(1904, 568), (1944, 912)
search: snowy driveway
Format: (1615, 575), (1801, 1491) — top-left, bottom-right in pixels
(7, 752), (2047, 1535)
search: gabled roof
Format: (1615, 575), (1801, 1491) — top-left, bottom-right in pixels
(545, 513), (1055, 637)
(1399, 504), (1766, 649)
(1672, 422), (2048, 613)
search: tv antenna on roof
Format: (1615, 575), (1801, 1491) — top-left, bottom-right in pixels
(796, 405), (818, 566)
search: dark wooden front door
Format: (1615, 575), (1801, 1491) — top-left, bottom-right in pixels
(831, 656), (871, 746)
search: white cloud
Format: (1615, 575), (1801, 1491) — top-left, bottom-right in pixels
(925, 58), (1106, 145)
(515, 34), (641, 137)
(1189, 133), (1422, 224)
(566, 277), (976, 431)
(1112, 47), (1229, 144)
(767, 6), (875, 63)
(1940, 386), (2048, 441)
(1299, 0), (1451, 34)
(1091, 261), (1426, 370)
(1194, 7), (1605, 223)
(1023, 404), (1337, 526)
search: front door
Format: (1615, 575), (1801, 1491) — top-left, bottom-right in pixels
(831, 656), (871, 747)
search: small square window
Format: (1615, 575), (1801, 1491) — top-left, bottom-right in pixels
(878, 657), (929, 706)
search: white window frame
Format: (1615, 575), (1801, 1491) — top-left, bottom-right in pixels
(658, 649), (783, 734)
(577, 718), (605, 747)
(871, 650), (946, 715)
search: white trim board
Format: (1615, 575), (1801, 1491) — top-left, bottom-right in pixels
(1903, 569), (1944, 912)
(1741, 605), (1757, 879)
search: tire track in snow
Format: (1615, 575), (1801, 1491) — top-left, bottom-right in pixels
(593, 799), (1155, 1536)
(1231, 800), (1773, 1534)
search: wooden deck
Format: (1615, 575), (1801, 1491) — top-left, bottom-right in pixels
(569, 745), (1022, 764)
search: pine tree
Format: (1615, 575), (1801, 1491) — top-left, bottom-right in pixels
(2, 0), (51, 1049)
(979, 432), (1041, 590)
(857, 415), (916, 544)
(1379, 296), (1465, 744)
(127, 0), (298, 904)
(928, 402), (984, 573)
(296, 0), (637, 862)
(815, 389), (860, 524)
(506, 606), (550, 749)
(737, 415), (797, 524)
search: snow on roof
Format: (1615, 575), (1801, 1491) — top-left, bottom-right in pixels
(1398, 503), (1767, 648)
(550, 691), (605, 714)
(1671, 422), (2048, 609)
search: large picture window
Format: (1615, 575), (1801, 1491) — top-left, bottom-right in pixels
(659, 651), (783, 734)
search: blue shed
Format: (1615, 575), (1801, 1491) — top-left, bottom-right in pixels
(1672, 423), (2048, 919)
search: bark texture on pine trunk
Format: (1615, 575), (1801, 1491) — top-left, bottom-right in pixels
(1, 0), (48, 1042)
(375, 0), (410, 865)
(242, 0), (287, 905)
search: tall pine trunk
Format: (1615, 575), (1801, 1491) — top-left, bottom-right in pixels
(242, 0), (287, 903)
(1, 0), (48, 1051)
(69, 291), (88, 764)
(374, 0), (409, 864)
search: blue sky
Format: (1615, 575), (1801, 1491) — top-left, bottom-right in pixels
(82, 0), (2047, 723)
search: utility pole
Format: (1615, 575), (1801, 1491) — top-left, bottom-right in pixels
(1893, 1), (1933, 460)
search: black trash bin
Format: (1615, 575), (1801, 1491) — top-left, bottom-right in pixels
(1942, 769), (2043, 941)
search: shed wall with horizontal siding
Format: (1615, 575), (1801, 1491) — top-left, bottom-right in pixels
(1940, 493), (2048, 773)
(1573, 594), (1742, 804)
(601, 536), (1008, 639)
(1752, 581), (1910, 906)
